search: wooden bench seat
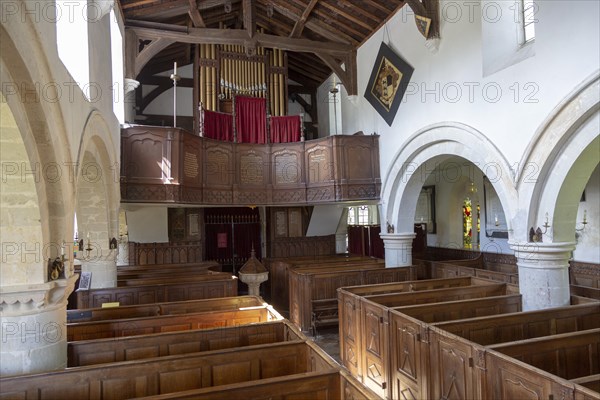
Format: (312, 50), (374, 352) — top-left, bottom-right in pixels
(68, 320), (303, 367)
(311, 298), (339, 336)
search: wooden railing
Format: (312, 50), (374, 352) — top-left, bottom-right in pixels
(120, 126), (380, 205)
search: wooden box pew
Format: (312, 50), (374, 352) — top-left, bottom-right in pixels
(68, 320), (303, 367)
(0, 341), (341, 400)
(67, 305), (279, 341)
(362, 282), (514, 308)
(268, 255), (383, 312)
(424, 302), (600, 400)
(70, 273), (238, 309)
(394, 294), (522, 324)
(117, 261), (221, 272)
(337, 277), (500, 380)
(433, 302), (600, 346)
(116, 271), (234, 287)
(289, 263), (413, 333)
(431, 259), (519, 284)
(483, 345), (600, 400)
(344, 283), (514, 398)
(67, 295), (266, 323)
(572, 284), (600, 300)
(571, 374), (600, 392)
(378, 295), (521, 400)
(487, 328), (600, 380)
(484, 329), (600, 400)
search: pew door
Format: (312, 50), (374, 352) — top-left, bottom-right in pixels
(390, 312), (428, 400)
(361, 300), (390, 398)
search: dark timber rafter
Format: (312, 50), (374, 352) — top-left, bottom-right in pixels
(316, 51), (357, 96)
(126, 20), (358, 92)
(289, 0), (318, 38)
(187, 0), (206, 28)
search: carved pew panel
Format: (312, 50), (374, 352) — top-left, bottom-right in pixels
(435, 302), (600, 346)
(0, 342), (318, 400)
(67, 308), (274, 341)
(68, 320), (302, 367)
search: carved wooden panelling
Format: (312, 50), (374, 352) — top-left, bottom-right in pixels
(121, 127), (381, 205)
(345, 144), (373, 180)
(128, 137), (164, 181)
(205, 146), (233, 186)
(274, 151), (301, 184)
(239, 152), (264, 185)
(306, 145), (333, 183)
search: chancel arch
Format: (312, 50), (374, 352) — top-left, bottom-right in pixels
(74, 111), (120, 288)
(510, 73), (600, 310)
(0, 25), (76, 376)
(379, 122), (518, 267)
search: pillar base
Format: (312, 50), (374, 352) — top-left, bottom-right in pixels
(0, 275), (77, 376)
(510, 241), (575, 311)
(80, 257), (117, 288)
(380, 232), (416, 267)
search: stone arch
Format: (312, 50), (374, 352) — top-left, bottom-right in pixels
(74, 111), (120, 288)
(380, 122), (518, 238)
(0, 23), (75, 376)
(517, 72), (599, 243)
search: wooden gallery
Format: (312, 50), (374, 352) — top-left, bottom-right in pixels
(1, 0), (599, 399)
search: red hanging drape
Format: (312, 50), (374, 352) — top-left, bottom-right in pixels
(270, 115), (301, 143)
(235, 96), (266, 144)
(203, 110), (233, 141)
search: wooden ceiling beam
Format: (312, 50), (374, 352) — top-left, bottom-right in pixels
(187, 0), (206, 27)
(361, 0), (393, 14)
(317, 1), (373, 31)
(316, 51), (357, 96)
(290, 0), (318, 38)
(359, 1), (407, 46)
(242, 0), (256, 37)
(127, 23), (353, 57)
(265, 0), (352, 45)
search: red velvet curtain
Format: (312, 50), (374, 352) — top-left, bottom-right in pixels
(270, 116), (301, 143)
(347, 225), (366, 255)
(235, 96), (266, 144)
(203, 110), (233, 141)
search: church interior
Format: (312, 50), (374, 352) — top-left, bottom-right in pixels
(1, 0), (599, 398)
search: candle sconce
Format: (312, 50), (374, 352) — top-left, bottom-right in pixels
(575, 210), (588, 233)
(47, 257), (65, 281)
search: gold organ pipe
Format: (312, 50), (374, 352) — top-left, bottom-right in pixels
(278, 49), (284, 116)
(210, 44), (219, 111)
(200, 44), (206, 109)
(270, 50), (277, 116)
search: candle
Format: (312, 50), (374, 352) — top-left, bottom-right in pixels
(61, 241), (65, 256)
(174, 62), (177, 75)
(87, 232), (90, 240)
(583, 210), (587, 223)
(494, 214), (498, 223)
(332, 74), (336, 87)
(420, 217), (424, 222)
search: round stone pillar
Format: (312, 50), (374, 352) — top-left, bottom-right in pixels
(335, 232), (347, 254)
(117, 235), (129, 266)
(80, 252), (117, 288)
(510, 241), (575, 311)
(380, 232), (416, 267)
(0, 276), (77, 376)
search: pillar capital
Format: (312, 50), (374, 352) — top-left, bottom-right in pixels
(380, 232), (416, 268)
(509, 241), (575, 311)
